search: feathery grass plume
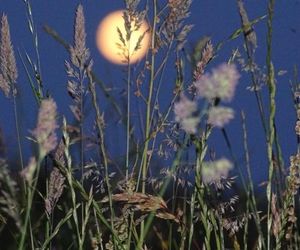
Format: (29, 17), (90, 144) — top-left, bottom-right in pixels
(116, 0), (148, 63)
(201, 158), (233, 186)
(194, 63), (240, 102)
(54, 139), (66, 166)
(207, 106), (234, 128)
(273, 153), (300, 248)
(284, 155), (300, 226)
(193, 40), (213, 81)
(20, 156), (37, 184)
(45, 167), (65, 216)
(271, 194), (281, 238)
(0, 14), (18, 97)
(66, 4), (92, 122)
(70, 5), (90, 70)
(31, 98), (58, 157)
(0, 159), (21, 230)
(162, 0), (192, 46)
(0, 70), (9, 97)
(174, 94), (199, 134)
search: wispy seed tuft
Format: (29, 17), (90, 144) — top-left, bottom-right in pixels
(31, 98), (58, 157)
(0, 14), (17, 97)
(45, 167), (65, 216)
(207, 106), (234, 128)
(201, 158), (233, 187)
(174, 94), (199, 134)
(70, 5), (90, 69)
(194, 63), (240, 102)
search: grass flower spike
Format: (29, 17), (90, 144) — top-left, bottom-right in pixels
(31, 98), (58, 158)
(0, 14), (17, 97)
(70, 4), (90, 69)
(45, 167), (65, 215)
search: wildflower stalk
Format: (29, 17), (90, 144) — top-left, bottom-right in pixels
(265, 1), (276, 249)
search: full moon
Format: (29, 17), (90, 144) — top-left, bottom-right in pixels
(96, 10), (150, 65)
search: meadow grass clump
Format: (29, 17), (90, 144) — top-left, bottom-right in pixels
(0, 0), (299, 249)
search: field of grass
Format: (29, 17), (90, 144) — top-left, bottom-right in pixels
(0, 0), (299, 249)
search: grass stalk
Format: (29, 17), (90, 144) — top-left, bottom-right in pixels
(88, 72), (117, 247)
(126, 57), (131, 180)
(138, 0), (157, 245)
(265, 1), (276, 249)
(241, 111), (265, 249)
(12, 94), (24, 171)
(140, 0), (157, 192)
(62, 118), (82, 249)
(18, 155), (43, 250)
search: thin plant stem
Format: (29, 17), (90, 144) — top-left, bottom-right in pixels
(62, 118), (82, 249)
(18, 155), (43, 250)
(12, 94), (24, 170)
(126, 55), (131, 180)
(265, 1), (276, 249)
(140, 0), (157, 192)
(88, 73), (117, 247)
(138, 0), (157, 244)
(241, 111), (265, 249)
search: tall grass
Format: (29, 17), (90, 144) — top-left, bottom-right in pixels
(0, 0), (299, 249)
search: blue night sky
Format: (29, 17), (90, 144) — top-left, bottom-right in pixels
(0, 0), (300, 185)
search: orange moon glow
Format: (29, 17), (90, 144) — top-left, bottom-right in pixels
(96, 10), (150, 65)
